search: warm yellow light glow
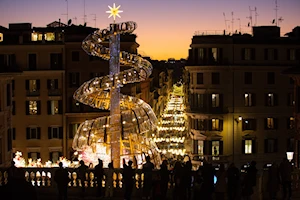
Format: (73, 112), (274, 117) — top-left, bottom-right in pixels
(106, 3), (123, 22)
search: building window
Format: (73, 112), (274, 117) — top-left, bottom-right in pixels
(50, 152), (62, 163)
(12, 128), (16, 140)
(69, 123), (80, 139)
(212, 141), (220, 157)
(267, 72), (275, 84)
(28, 54), (37, 70)
(288, 117), (295, 129)
(6, 83), (11, 106)
(26, 79), (40, 96)
(26, 127), (41, 139)
(50, 53), (63, 70)
(242, 119), (256, 131)
(12, 80), (15, 97)
(26, 100), (41, 115)
(245, 140), (252, 154)
(211, 72), (220, 84)
(7, 129), (12, 151)
(48, 127), (63, 139)
(72, 51), (80, 62)
(265, 139), (278, 153)
(197, 73), (203, 84)
(198, 48), (204, 60)
(198, 140), (204, 155)
(244, 93), (255, 106)
(242, 48), (255, 60)
(69, 72), (80, 87)
(211, 118), (223, 131)
(264, 49), (278, 60)
(47, 100), (62, 115)
(265, 117), (278, 130)
(28, 152), (40, 161)
(266, 93), (277, 106)
(47, 79), (58, 90)
(288, 49), (296, 61)
(12, 101), (15, 115)
(90, 72), (105, 79)
(287, 93), (294, 106)
(211, 94), (220, 107)
(244, 72), (252, 84)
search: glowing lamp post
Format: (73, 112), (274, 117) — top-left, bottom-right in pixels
(286, 151), (294, 162)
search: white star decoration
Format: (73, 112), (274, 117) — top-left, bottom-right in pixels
(106, 3), (123, 22)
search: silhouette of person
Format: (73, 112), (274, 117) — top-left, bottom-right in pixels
(5, 160), (37, 200)
(267, 162), (280, 200)
(201, 160), (215, 200)
(173, 161), (184, 200)
(142, 155), (154, 200)
(227, 163), (240, 200)
(160, 160), (170, 200)
(77, 160), (88, 199)
(183, 160), (192, 200)
(105, 162), (114, 199)
(280, 157), (293, 200)
(54, 162), (70, 200)
(123, 159), (135, 200)
(215, 164), (227, 200)
(94, 159), (104, 197)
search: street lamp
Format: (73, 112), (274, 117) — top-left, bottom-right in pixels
(286, 151), (294, 162)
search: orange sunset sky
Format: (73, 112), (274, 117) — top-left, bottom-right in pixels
(0, 0), (299, 60)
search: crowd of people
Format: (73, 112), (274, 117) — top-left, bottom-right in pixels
(0, 156), (294, 200)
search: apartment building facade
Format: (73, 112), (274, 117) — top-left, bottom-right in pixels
(184, 26), (300, 168)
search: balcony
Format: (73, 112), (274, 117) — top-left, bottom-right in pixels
(26, 90), (40, 97)
(48, 89), (62, 96)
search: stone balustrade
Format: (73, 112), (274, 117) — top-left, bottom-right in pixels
(0, 167), (300, 199)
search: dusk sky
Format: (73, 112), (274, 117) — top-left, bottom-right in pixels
(0, 0), (299, 60)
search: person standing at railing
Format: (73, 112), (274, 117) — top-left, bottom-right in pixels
(54, 162), (70, 200)
(279, 157), (293, 200)
(94, 159), (104, 198)
(142, 155), (155, 200)
(160, 160), (170, 200)
(77, 160), (88, 199)
(123, 159), (135, 200)
(105, 162), (114, 199)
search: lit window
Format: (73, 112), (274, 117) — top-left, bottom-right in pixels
(29, 80), (37, 92)
(212, 94), (220, 107)
(267, 93), (274, 106)
(244, 93), (252, 106)
(245, 140), (252, 154)
(267, 118), (274, 129)
(29, 101), (38, 115)
(198, 140), (204, 155)
(0, 33), (3, 42)
(45, 32), (55, 41)
(49, 100), (59, 115)
(211, 48), (218, 61)
(212, 118), (220, 131)
(289, 117), (295, 129)
(212, 141), (220, 157)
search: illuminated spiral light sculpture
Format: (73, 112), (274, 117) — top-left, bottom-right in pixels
(72, 21), (161, 167)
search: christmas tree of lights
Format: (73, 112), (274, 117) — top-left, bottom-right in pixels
(72, 4), (161, 168)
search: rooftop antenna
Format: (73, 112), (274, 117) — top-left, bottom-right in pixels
(246, 6), (253, 27)
(83, 0), (87, 24)
(61, 0), (69, 24)
(274, 0), (278, 26)
(254, 7), (258, 26)
(249, 7), (258, 26)
(231, 12), (234, 35)
(236, 18), (241, 33)
(223, 12), (230, 33)
(90, 14), (97, 28)
(73, 17), (78, 25)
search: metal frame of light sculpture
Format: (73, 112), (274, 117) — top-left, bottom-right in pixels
(72, 6), (160, 168)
